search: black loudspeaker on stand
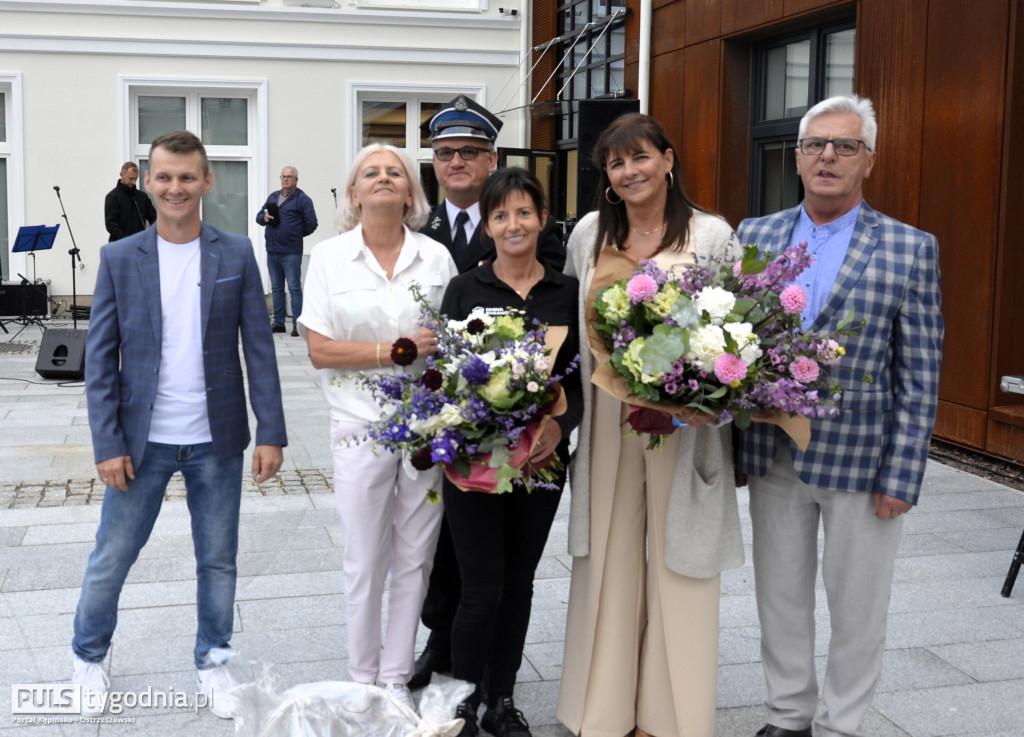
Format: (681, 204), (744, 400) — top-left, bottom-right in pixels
(35, 328), (87, 379)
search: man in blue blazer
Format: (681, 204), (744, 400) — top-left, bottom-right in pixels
(71, 131), (287, 719)
(736, 96), (943, 737)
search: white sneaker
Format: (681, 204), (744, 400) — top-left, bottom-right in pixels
(384, 682), (418, 715)
(197, 664), (240, 719)
(72, 655), (109, 717)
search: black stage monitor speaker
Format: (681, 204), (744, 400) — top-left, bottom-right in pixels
(35, 328), (87, 380)
(576, 98), (641, 217)
(0, 282), (49, 317)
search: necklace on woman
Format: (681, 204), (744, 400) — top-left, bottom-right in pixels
(629, 223), (665, 236)
(496, 262), (543, 299)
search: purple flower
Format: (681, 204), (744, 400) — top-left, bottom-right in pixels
(430, 433), (460, 464)
(461, 355), (491, 385)
(639, 259), (670, 286)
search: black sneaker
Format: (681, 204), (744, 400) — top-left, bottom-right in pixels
(481, 696), (531, 737)
(271, 325), (286, 333)
(455, 701), (480, 737)
(290, 327), (299, 337)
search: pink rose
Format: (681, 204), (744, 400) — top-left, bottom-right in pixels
(626, 274), (659, 303)
(713, 353), (748, 386)
(791, 356), (821, 383)
(779, 284), (808, 315)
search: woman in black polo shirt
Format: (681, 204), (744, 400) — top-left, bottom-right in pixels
(439, 168), (582, 737)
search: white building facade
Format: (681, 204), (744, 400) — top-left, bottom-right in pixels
(0, 0), (529, 300)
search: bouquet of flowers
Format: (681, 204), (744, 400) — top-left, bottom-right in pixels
(588, 243), (862, 448)
(356, 284), (576, 498)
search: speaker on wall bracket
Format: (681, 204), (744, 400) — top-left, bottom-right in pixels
(576, 97), (641, 217)
(35, 328), (87, 381)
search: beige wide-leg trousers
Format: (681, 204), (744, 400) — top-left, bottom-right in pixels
(558, 396), (720, 737)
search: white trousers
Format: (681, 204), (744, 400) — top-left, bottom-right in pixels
(749, 444), (904, 737)
(330, 420), (443, 685)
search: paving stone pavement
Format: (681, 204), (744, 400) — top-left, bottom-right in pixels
(2, 319), (1024, 736)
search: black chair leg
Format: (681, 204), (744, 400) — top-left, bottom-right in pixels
(1001, 527), (1024, 597)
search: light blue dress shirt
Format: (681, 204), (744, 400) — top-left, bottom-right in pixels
(789, 202), (862, 326)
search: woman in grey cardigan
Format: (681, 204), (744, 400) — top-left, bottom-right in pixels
(556, 114), (745, 737)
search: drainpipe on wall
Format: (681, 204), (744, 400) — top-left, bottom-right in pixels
(520, 2), (530, 147)
(638, 0), (651, 114)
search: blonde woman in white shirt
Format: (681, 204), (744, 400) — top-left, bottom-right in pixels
(298, 144), (457, 711)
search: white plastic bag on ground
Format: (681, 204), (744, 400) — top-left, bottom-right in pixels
(228, 655), (473, 737)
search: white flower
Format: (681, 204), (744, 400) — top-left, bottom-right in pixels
(533, 357), (549, 373)
(723, 322), (763, 364)
(526, 381), (540, 392)
(694, 286), (736, 324)
(687, 324), (727, 368)
(408, 403), (463, 435)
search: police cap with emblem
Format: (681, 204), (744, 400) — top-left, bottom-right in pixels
(422, 95), (503, 144)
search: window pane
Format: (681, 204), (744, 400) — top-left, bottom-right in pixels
(420, 102), (443, 148)
(758, 140), (802, 215)
(203, 161), (248, 236)
(420, 161), (440, 206)
(505, 155), (530, 169)
(201, 98), (248, 146)
(574, 70), (588, 102)
(610, 24), (625, 57)
(362, 101), (406, 147)
(0, 92), (6, 142)
(534, 154), (556, 213)
(0, 158), (8, 282)
(762, 40), (809, 121)
(565, 148), (578, 219)
(609, 58), (624, 94)
(138, 96), (187, 144)
(825, 29), (856, 98)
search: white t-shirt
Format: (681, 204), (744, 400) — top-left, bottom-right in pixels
(148, 235), (213, 445)
(298, 225), (457, 423)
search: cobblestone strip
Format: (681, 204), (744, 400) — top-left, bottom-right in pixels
(0, 469), (334, 509)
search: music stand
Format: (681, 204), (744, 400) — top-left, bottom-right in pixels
(13, 225), (60, 281)
(5, 225), (60, 339)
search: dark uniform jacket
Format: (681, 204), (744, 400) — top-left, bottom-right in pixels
(420, 200), (566, 274)
(104, 180), (157, 242)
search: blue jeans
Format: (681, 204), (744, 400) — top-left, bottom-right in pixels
(72, 442), (244, 668)
(267, 251), (302, 328)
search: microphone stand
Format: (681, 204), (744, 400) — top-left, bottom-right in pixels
(53, 186), (83, 330)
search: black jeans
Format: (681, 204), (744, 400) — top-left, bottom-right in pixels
(442, 472), (564, 707)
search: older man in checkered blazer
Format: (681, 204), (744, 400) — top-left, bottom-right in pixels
(736, 95), (944, 737)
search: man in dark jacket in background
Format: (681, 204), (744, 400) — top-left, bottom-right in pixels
(256, 166), (318, 336)
(104, 161), (157, 242)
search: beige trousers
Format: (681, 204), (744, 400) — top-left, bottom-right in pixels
(557, 396), (720, 737)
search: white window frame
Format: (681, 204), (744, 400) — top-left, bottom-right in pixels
(350, 82), (487, 169)
(349, 0), (486, 11)
(120, 75), (268, 278)
(1, 73), (25, 283)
